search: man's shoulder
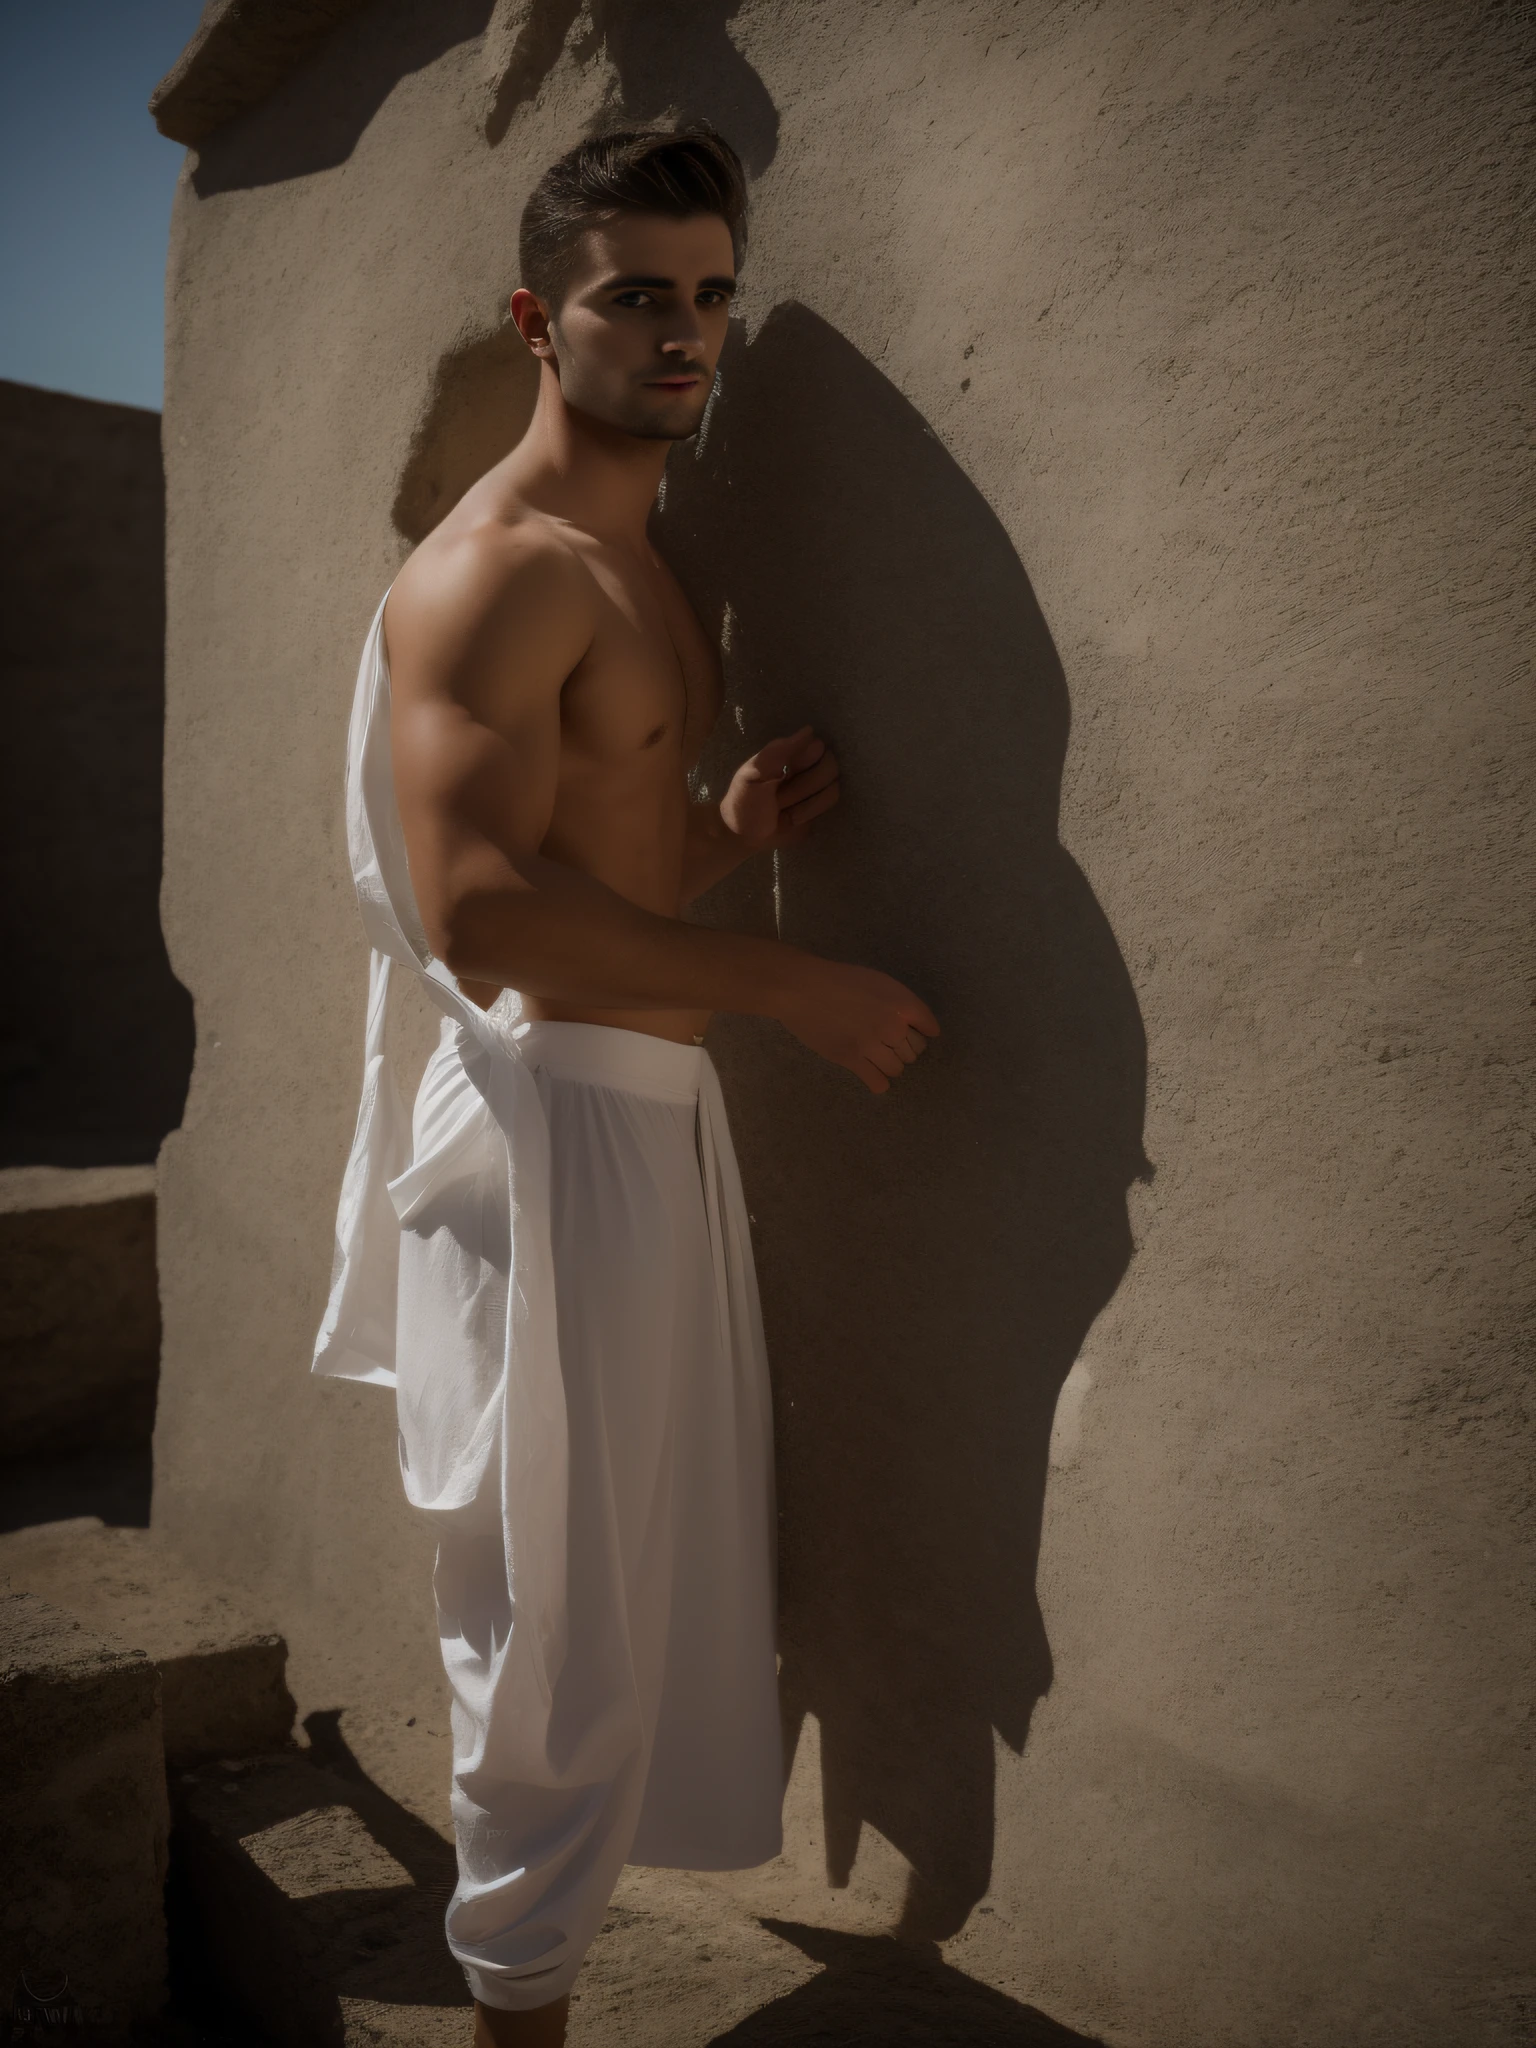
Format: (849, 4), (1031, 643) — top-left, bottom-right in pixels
(388, 512), (595, 660)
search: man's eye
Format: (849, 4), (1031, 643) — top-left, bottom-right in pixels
(614, 292), (652, 307)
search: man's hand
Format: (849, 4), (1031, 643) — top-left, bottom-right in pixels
(720, 726), (841, 856)
(776, 959), (940, 1096)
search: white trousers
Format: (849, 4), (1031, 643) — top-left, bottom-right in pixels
(395, 1016), (782, 2011)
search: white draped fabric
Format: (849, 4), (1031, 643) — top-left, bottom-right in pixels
(312, 594), (782, 2009)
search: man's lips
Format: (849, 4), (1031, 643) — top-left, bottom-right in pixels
(646, 374), (703, 390)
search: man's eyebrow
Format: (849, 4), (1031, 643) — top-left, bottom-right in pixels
(597, 273), (737, 293)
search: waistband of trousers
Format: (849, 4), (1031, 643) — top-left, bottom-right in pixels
(509, 1019), (707, 1104)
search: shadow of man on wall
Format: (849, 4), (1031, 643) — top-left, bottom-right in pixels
(656, 304), (1151, 1943)
(390, 292), (1148, 1966)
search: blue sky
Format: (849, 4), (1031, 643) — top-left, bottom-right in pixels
(0, 1), (206, 411)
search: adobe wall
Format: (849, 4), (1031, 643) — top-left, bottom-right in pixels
(153, 4), (1531, 2042)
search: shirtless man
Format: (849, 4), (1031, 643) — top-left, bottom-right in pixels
(358, 125), (937, 2046)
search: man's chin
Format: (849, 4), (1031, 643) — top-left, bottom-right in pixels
(628, 402), (708, 443)
(631, 422), (705, 443)
(564, 388), (710, 443)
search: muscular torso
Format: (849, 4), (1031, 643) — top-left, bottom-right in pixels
(508, 525), (717, 1042)
(396, 498), (721, 1045)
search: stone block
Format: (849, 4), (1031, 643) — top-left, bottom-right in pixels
(0, 1520), (295, 1768)
(0, 1167), (159, 1462)
(0, 1589), (168, 2033)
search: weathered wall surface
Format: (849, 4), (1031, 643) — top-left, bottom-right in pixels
(0, 381), (193, 1165)
(153, 4), (1531, 2043)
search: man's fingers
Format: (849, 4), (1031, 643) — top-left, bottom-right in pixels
(779, 750), (839, 806)
(867, 1042), (905, 1080)
(785, 784), (840, 828)
(853, 1056), (891, 1095)
(751, 726), (816, 779)
(901, 997), (941, 1039)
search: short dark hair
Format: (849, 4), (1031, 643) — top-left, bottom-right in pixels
(518, 122), (748, 311)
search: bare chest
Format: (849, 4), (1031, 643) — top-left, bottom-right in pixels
(557, 551), (714, 772)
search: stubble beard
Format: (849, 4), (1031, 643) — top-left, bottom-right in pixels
(630, 413), (704, 442)
(608, 386), (711, 443)
(555, 351), (711, 444)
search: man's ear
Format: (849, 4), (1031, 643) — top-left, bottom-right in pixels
(509, 287), (556, 359)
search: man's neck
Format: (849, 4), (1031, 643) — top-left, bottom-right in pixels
(499, 368), (671, 551)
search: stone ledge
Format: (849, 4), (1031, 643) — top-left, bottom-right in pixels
(0, 1164), (157, 1214)
(0, 1520), (295, 1768)
(0, 1170), (159, 1461)
(0, 1589), (169, 2031)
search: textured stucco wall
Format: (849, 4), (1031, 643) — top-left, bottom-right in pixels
(153, 4), (1531, 2043)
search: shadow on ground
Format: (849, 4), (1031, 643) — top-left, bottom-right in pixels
(173, 1718), (1107, 2044)
(172, 1711), (469, 2043)
(712, 1920), (1106, 2046)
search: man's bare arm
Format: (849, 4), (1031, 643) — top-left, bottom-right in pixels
(387, 533), (934, 1091)
(680, 728), (842, 906)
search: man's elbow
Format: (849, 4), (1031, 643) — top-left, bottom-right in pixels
(429, 896), (490, 980)
(429, 885), (531, 983)
(433, 925), (479, 982)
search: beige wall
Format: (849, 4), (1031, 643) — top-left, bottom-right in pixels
(154, 4), (1531, 2043)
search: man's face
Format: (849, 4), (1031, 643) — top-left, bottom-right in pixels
(533, 210), (737, 441)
